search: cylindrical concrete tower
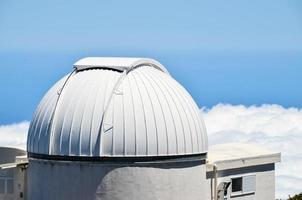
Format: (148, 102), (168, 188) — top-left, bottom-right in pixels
(27, 57), (208, 200)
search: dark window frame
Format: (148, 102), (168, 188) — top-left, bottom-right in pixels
(232, 177), (243, 193)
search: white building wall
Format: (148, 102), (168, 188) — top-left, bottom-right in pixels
(226, 170), (275, 200)
(206, 166), (276, 200)
(0, 148), (26, 200)
(27, 158), (207, 200)
(254, 170), (275, 200)
(0, 168), (14, 200)
(0, 167), (26, 200)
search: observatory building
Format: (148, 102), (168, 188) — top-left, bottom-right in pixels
(0, 57), (280, 200)
(26, 57), (208, 200)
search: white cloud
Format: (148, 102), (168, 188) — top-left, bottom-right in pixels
(0, 121), (29, 150)
(202, 104), (302, 199)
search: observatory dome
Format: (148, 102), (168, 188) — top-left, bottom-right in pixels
(27, 57), (208, 158)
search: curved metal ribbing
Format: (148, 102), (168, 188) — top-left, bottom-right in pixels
(131, 74), (148, 155)
(134, 71), (160, 155)
(146, 68), (201, 152)
(27, 59), (208, 157)
(138, 70), (170, 154)
(142, 68), (184, 154)
(48, 69), (76, 154)
(140, 68), (198, 154)
(27, 76), (69, 153)
(98, 63), (167, 156)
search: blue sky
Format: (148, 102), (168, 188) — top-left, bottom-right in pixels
(0, 0), (302, 124)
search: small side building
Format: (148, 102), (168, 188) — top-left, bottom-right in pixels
(206, 143), (281, 200)
(0, 147), (27, 200)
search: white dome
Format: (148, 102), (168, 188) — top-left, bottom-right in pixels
(27, 57), (208, 158)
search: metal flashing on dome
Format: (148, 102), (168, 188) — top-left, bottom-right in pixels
(74, 57), (169, 74)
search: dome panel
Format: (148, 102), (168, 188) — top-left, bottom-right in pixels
(27, 76), (68, 154)
(27, 57), (208, 158)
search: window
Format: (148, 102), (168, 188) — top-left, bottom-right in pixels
(6, 179), (14, 194)
(242, 175), (256, 193)
(0, 178), (14, 194)
(232, 177), (242, 192)
(231, 175), (256, 196)
(0, 179), (5, 194)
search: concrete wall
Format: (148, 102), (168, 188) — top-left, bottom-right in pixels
(27, 158), (207, 200)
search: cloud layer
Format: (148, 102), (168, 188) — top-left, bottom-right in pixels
(0, 104), (301, 198)
(202, 104), (302, 199)
(0, 121), (28, 150)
